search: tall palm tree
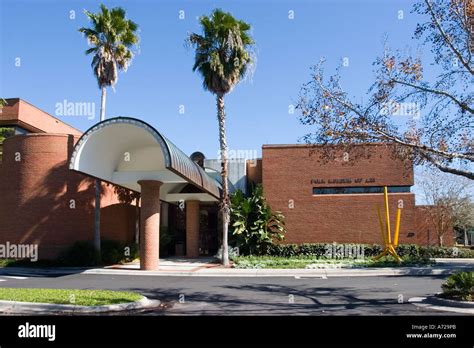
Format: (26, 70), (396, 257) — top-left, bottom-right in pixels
(79, 4), (139, 256)
(188, 9), (254, 266)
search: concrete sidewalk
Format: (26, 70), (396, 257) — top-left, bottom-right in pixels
(1, 258), (473, 278)
(84, 262), (474, 278)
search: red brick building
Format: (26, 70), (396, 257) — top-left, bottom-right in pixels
(0, 99), (452, 267)
(259, 145), (415, 245)
(0, 99), (137, 259)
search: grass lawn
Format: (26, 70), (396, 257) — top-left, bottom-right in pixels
(0, 259), (64, 268)
(0, 259), (19, 267)
(0, 288), (143, 306)
(231, 255), (434, 269)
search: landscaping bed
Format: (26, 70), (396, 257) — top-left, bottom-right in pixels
(231, 255), (434, 269)
(262, 243), (474, 259)
(0, 240), (139, 268)
(230, 243), (472, 269)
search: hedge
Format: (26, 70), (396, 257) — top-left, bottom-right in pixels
(58, 240), (139, 266)
(258, 243), (474, 259)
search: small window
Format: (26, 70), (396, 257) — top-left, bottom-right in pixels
(313, 186), (411, 195)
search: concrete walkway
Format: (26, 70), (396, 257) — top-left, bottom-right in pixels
(1, 258), (472, 278)
(107, 257), (221, 273)
(91, 257), (474, 277)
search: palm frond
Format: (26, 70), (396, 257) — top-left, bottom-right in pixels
(187, 8), (255, 95)
(79, 4), (139, 88)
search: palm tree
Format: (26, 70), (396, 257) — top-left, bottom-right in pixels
(188, 9), (254, 266)
(79, 4), (139, 256)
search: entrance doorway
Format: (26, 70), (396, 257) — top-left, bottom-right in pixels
(165, 202), (218, 257)
(199, 204), (219, 256)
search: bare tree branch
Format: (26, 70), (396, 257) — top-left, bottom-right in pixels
(316, 78), (474, 162)
(297, 1), (474, 181)
(421, 152), (474, 180)
(425, 0), (473, 74)
(391, 78), (473, 114)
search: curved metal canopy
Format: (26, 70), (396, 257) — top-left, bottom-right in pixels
(69, 117), (220, 201)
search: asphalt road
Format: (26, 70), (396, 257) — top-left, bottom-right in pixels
(0, 272), (457, 315)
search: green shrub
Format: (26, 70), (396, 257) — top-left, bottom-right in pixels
(363, 244), (383, 257)
(298, 243), (327, 257)
(396, 244), (420, 257)
(101, 240), (139, 264)
(101, 240), (122, 264)
(160, 226), (175, 256)
(230, 185), (286, 255)
(101, 240), (124, 264)
(368, 254), (432, 266)
(59, 240), (139, 266)
(456, 248), (474, 258)
(58, 241), (99, 266)
(265, 244), (299, 257)
(250, 242), (473, 259)
(265, 243), (381, 258)
(419, 246), (474, 258)
(441, 271), (474, 301)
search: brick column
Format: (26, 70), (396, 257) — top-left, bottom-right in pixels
(186, 200), (200, 258)
(138, 180), (162, 270)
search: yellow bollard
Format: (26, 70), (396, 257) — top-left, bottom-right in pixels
(383, 186), (391, 244)
(394, 208), (401, 248)
(374, 186), (402, 263)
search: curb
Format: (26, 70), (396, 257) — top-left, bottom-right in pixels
(0, 267), (90, 277)
(433, 258), (474, 263)
(80, 266), (463, 278)
(428, 294), (474, 309)
(408, 296), (474, 314)
(0, 296), (161, 314)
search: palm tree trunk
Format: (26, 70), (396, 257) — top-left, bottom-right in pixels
(94, 179), (101, 256)
(217, 94), (230, 266)
(100, 86), (106, 122)
(93, 86), (107, 258)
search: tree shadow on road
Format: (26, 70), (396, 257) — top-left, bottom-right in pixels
(128, 280), (449, 316)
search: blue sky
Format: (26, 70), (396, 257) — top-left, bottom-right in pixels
(1, 0), (425, 153)
(2, 0), (450, 201)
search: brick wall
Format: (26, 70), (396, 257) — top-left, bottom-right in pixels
(261, 144), (424, 245)
(0, 133), (136, 259)
(415, 206), (454, 246)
